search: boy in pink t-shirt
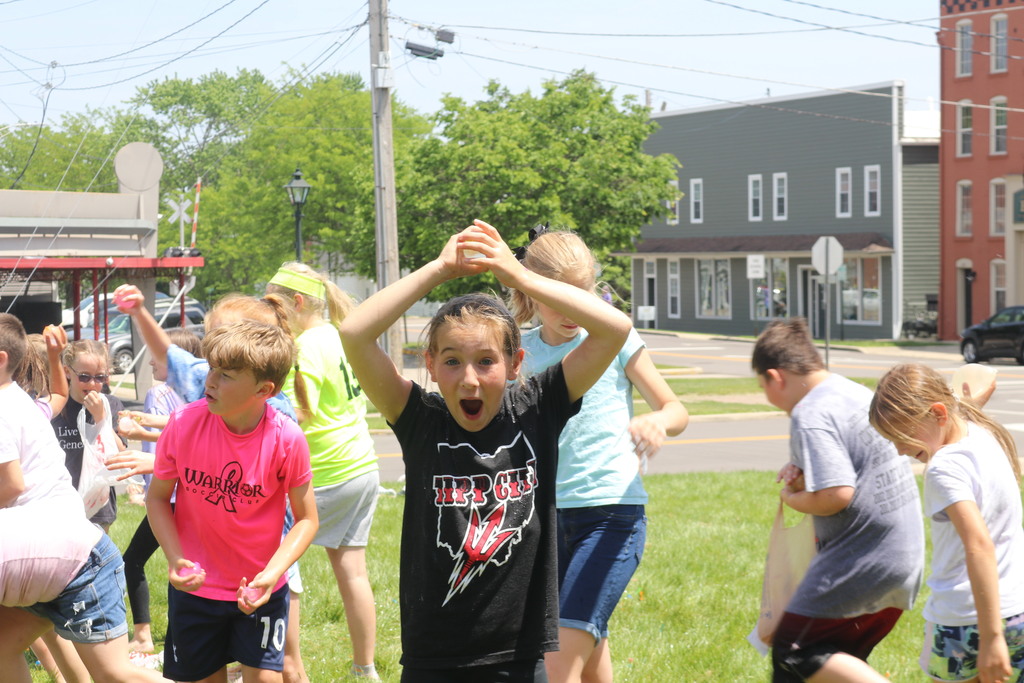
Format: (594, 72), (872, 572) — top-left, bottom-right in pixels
(147, 320), (318, 682)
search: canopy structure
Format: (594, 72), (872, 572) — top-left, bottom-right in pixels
(0, 142), (202, 398)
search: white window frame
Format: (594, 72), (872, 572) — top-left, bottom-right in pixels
(835, 167), (852, 218)
(695, 257), (731, 319)
(991, 97), (1008, 155)
(747, 174), (762, 222)
(956, 19), (973, 77)
(991, 15), (1008, 73)
(864, 165), (881, 217)
(750, 257), (789, 321)
(956, 180), (973, 237)
(992, 259), (1007, 313)
(772, 172), (787, 221)
(665, 179), (679, 226)
(837, 256), (883, 326)
(689, 178), (703, 224)
(957, 101), (973, 157)
(668, 260), (681, 319)
(990, 178), (1006, 236)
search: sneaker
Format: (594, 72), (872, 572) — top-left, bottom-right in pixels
(351, 663), (381, 680)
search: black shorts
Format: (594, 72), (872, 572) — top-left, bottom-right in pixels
(772, 607), (903, 682)
(401, 657), (547, 683)
(163, 583), (289, 681)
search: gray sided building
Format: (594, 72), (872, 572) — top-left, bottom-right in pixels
(630, 83), (939, 340)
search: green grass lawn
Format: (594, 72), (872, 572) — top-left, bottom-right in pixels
(30, 473), (939, 682)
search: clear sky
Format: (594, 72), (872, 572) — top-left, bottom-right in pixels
(0, 0), (941, 131)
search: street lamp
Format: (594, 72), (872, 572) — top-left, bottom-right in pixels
(283, 168), (311, 262)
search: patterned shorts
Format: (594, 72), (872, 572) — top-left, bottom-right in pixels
(921, 613), (1024, 682)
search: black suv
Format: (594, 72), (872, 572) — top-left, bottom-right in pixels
(960, 305), (1024, 364)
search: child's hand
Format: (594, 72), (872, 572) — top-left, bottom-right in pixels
(105, 449), (155, 479)
(776, 463), (805, 492)
(436, 229), (488, 280)
(458, 220), (523, 287)
(629, 414), (667, 462)
(237, 575), (272, 614)
(116, 412), (148, 441)
(42, 325), (67, 355)
(113, 284), (145, 314)
(169, 560), (205, 592)
(82, 391), (107, 422)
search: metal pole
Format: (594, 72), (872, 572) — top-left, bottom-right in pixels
(824, 241), (831, 369)
(294, 204), (303, 263)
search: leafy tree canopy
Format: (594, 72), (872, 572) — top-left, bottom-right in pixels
(393, 69), (679, 301)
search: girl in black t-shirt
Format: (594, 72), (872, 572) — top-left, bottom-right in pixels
(52, 339), (126, 532)
(339, 220), (632, 681)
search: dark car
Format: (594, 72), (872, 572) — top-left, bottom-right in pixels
(960, 305), (1024, 364)
(72, 306), (206, 373)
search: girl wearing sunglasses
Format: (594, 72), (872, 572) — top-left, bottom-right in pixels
(52, 339), (126, 533)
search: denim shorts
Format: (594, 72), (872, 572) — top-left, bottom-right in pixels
(312, 470), (379, 548)
(22, 532), (128, 644)
(921, 614), (1024, 682)
(556, 504), (646, 643)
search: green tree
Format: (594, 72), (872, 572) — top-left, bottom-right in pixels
(390, 70), (679, 301)
(190, 72), (429, 301)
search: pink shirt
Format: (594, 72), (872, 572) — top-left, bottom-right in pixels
(155, 399), (312, 601)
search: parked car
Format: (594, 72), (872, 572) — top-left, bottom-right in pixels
(61, 292), (205, 327)
(72, 304), (206, 373)
(960, 305), (1024, 364)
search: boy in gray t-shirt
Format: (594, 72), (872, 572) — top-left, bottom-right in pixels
(752, 319), (924, 683)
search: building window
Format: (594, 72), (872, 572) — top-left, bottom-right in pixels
(992, 15), (1008, 73)
(991, 179), (1006, 236)
(956, 20), (973, 77)
(751, 257), (788, 320)
(748, 174), (762, 222)
(772, 172), (787, 221)
(697, 258), (731, 319)
(668, 260), (680, 318)
(665, 179), (679, 226)
(689, 178), (703, 224)
(864, 165), (881, 217)
(991, 97), (1008, 155)
(957, 101), (973, 156)
(835, 167), (852, 218)
(957, 180), (973, 236)
(992, 260), (1006, 313)
(839, 257), (881, 323)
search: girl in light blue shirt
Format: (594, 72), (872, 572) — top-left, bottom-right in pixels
(509, 228), (689, 683)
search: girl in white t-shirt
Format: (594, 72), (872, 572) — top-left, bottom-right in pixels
(870, 363), (1024, 683)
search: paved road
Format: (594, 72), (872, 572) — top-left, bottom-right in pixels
(373, 327), (1024, 482)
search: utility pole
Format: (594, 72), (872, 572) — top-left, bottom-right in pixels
(368, 0), (403, 368)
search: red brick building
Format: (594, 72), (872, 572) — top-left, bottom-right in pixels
(938, 0), (1024, 339)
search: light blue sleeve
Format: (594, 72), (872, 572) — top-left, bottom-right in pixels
(166, 344), (210, 403)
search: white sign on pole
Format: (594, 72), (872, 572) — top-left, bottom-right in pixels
(812, 236), (844, 275)
(746, 254), (765, 279)
(637, 305), (656, 321)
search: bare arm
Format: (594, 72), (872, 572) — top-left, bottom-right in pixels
(0, 460), (25, 507)
(625, 347), (689, 459)
(339, 231), (481, 424)
(147, 476), (205, 592)
(947, 499), (1012, 683)
(780, 484), (854, 516)
(240, 482), (319, 613)
(463, 220), (632, 402)
(42, 325), (68, 415)
(113, 285), (172, 366)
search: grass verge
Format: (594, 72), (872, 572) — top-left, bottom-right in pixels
(30, 472), (941, 682)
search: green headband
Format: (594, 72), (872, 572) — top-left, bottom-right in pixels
(269, 269), (326, 299)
